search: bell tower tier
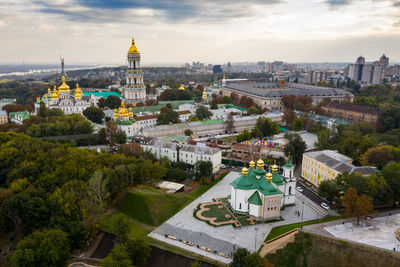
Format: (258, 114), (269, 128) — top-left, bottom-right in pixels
(123, 37), (146, 103)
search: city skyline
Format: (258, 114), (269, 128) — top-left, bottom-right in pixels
(1, 0), (400, 65)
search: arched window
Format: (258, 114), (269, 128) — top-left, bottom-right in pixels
(288, 186), (292, 195)
(239, 203), (242, 209)
(290, 170), (292, 177)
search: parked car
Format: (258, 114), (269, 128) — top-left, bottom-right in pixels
(296, 186), (303, 192)
(321, 202), (329, 210)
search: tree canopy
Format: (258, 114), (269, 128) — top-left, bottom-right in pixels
(83, 106), (105, 124)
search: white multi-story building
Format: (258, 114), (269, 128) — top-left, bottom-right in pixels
(142, 141), (221, 173)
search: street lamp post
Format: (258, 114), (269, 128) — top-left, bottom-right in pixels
(301, 201), (304, 221)
(254, 227), (258, 250)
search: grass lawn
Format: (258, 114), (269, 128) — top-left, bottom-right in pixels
(265, 216), (347, 242)
(98, 171), (230, 266)
(99, 171), (229, 236)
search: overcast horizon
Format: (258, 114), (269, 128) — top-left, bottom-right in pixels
(1, 0), (400, 65)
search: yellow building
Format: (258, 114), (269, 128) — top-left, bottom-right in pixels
(0, 110), (7, 124)
(301, 150), (376, 187)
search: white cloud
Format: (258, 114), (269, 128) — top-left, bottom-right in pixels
(0, 0), (399, 64)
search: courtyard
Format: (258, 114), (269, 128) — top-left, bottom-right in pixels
(324, 213), (400, 252)
(148, 171), (330, 263)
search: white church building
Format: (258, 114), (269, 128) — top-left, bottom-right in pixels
(229, 158), (296, 219)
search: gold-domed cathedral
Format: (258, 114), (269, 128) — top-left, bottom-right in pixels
(35, 76), (96, 115)
(123, 37), (146, 103)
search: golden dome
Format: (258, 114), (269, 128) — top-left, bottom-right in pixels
(266, 172), (272, 183)
(257, 158), (264, 169)
(113, 109), (118, 118)
(51, 87), (59, 99)
(272, 160), (278, 173)
(128, 107), (133, 117)
(179, 85), (185, 90)
(128, 38), (140, 54)
(249, 160), (255, 169)
(241, 167), (248, 176)
(58, 76), (70, 91)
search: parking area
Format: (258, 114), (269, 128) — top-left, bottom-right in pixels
(148, 171), (328, 263)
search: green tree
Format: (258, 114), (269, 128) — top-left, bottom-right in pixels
(101, 245), (132, 267)
(236, 129), (251, 143)
(381, 162), (400, 203)
(125, 238), (151, 267)
(251, 117), (279, 138)
(38, 102), (47, 118)
(115, 129), (127, 144)
(247, 105), (261, 115)
(360, 145), (395, 169)
(194, 161), (213, 180)
(12, 229), (70, 267)
(184, 129), (193, 136)
(223, 96), (232, 104)
(283, 133), (306, 165)
(112, 214), (130, 244)
(291, 117), (304, 131)
(157, 111), (180, 125)
(195, 106), (212, 121)
(47, 108), (64, 116)
(231, 247), (250, 267)
(83, 106), (105, 124)
(244, 252), (264, 267)
(210, 101), (218, 110)
(88, 170), (109, 210)
(106, 120), (118, 148)
(105, 95), (122, 109)
(343, 187), (375, 224)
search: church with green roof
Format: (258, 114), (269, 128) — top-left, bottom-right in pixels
(229, 157), (296, 219)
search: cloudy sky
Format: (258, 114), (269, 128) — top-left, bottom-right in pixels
(1, 0), (400, 65)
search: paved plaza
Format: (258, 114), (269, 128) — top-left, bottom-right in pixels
(324, 214), (400, 252)
(148, 171), (329, 263)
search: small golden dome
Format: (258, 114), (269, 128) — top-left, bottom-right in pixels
(128, 38), (140, 54)
(58, 76), (70, 91)
(113, 109), (118, 118)
(179, 85), (185, 90)
(266, 172), (272, 183)
(257, 158), (264, 169)
(249, 160), (255, 169)
(128, 107), (133, 117)
(272, 160), (278, 173)
(242, 167), (248, 176)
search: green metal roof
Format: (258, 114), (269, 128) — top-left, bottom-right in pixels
(231, 168), (283, 196)
(83, 91), (122, 98)
(114, 119), (135, 125)
(284, 162), (293, 168)
(201, 119), (224, 125)
(223, 104), (247, 112)
(0, 98), (16, 103)
(279, 127), (288, 132)
(248, 191), (262, 205)
(9, 111), (30, 121)
(272, 172), (286, 186)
